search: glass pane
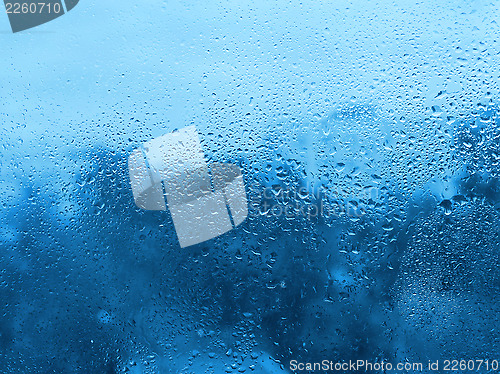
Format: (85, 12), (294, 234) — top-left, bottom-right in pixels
(1, 0), (499, 372)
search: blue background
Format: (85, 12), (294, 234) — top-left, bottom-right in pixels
(1, 0), (500, 372)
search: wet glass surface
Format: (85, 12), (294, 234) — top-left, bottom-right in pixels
(1, 0), (500, 372)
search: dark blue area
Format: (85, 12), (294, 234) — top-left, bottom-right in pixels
(1, 106), (500, 373)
